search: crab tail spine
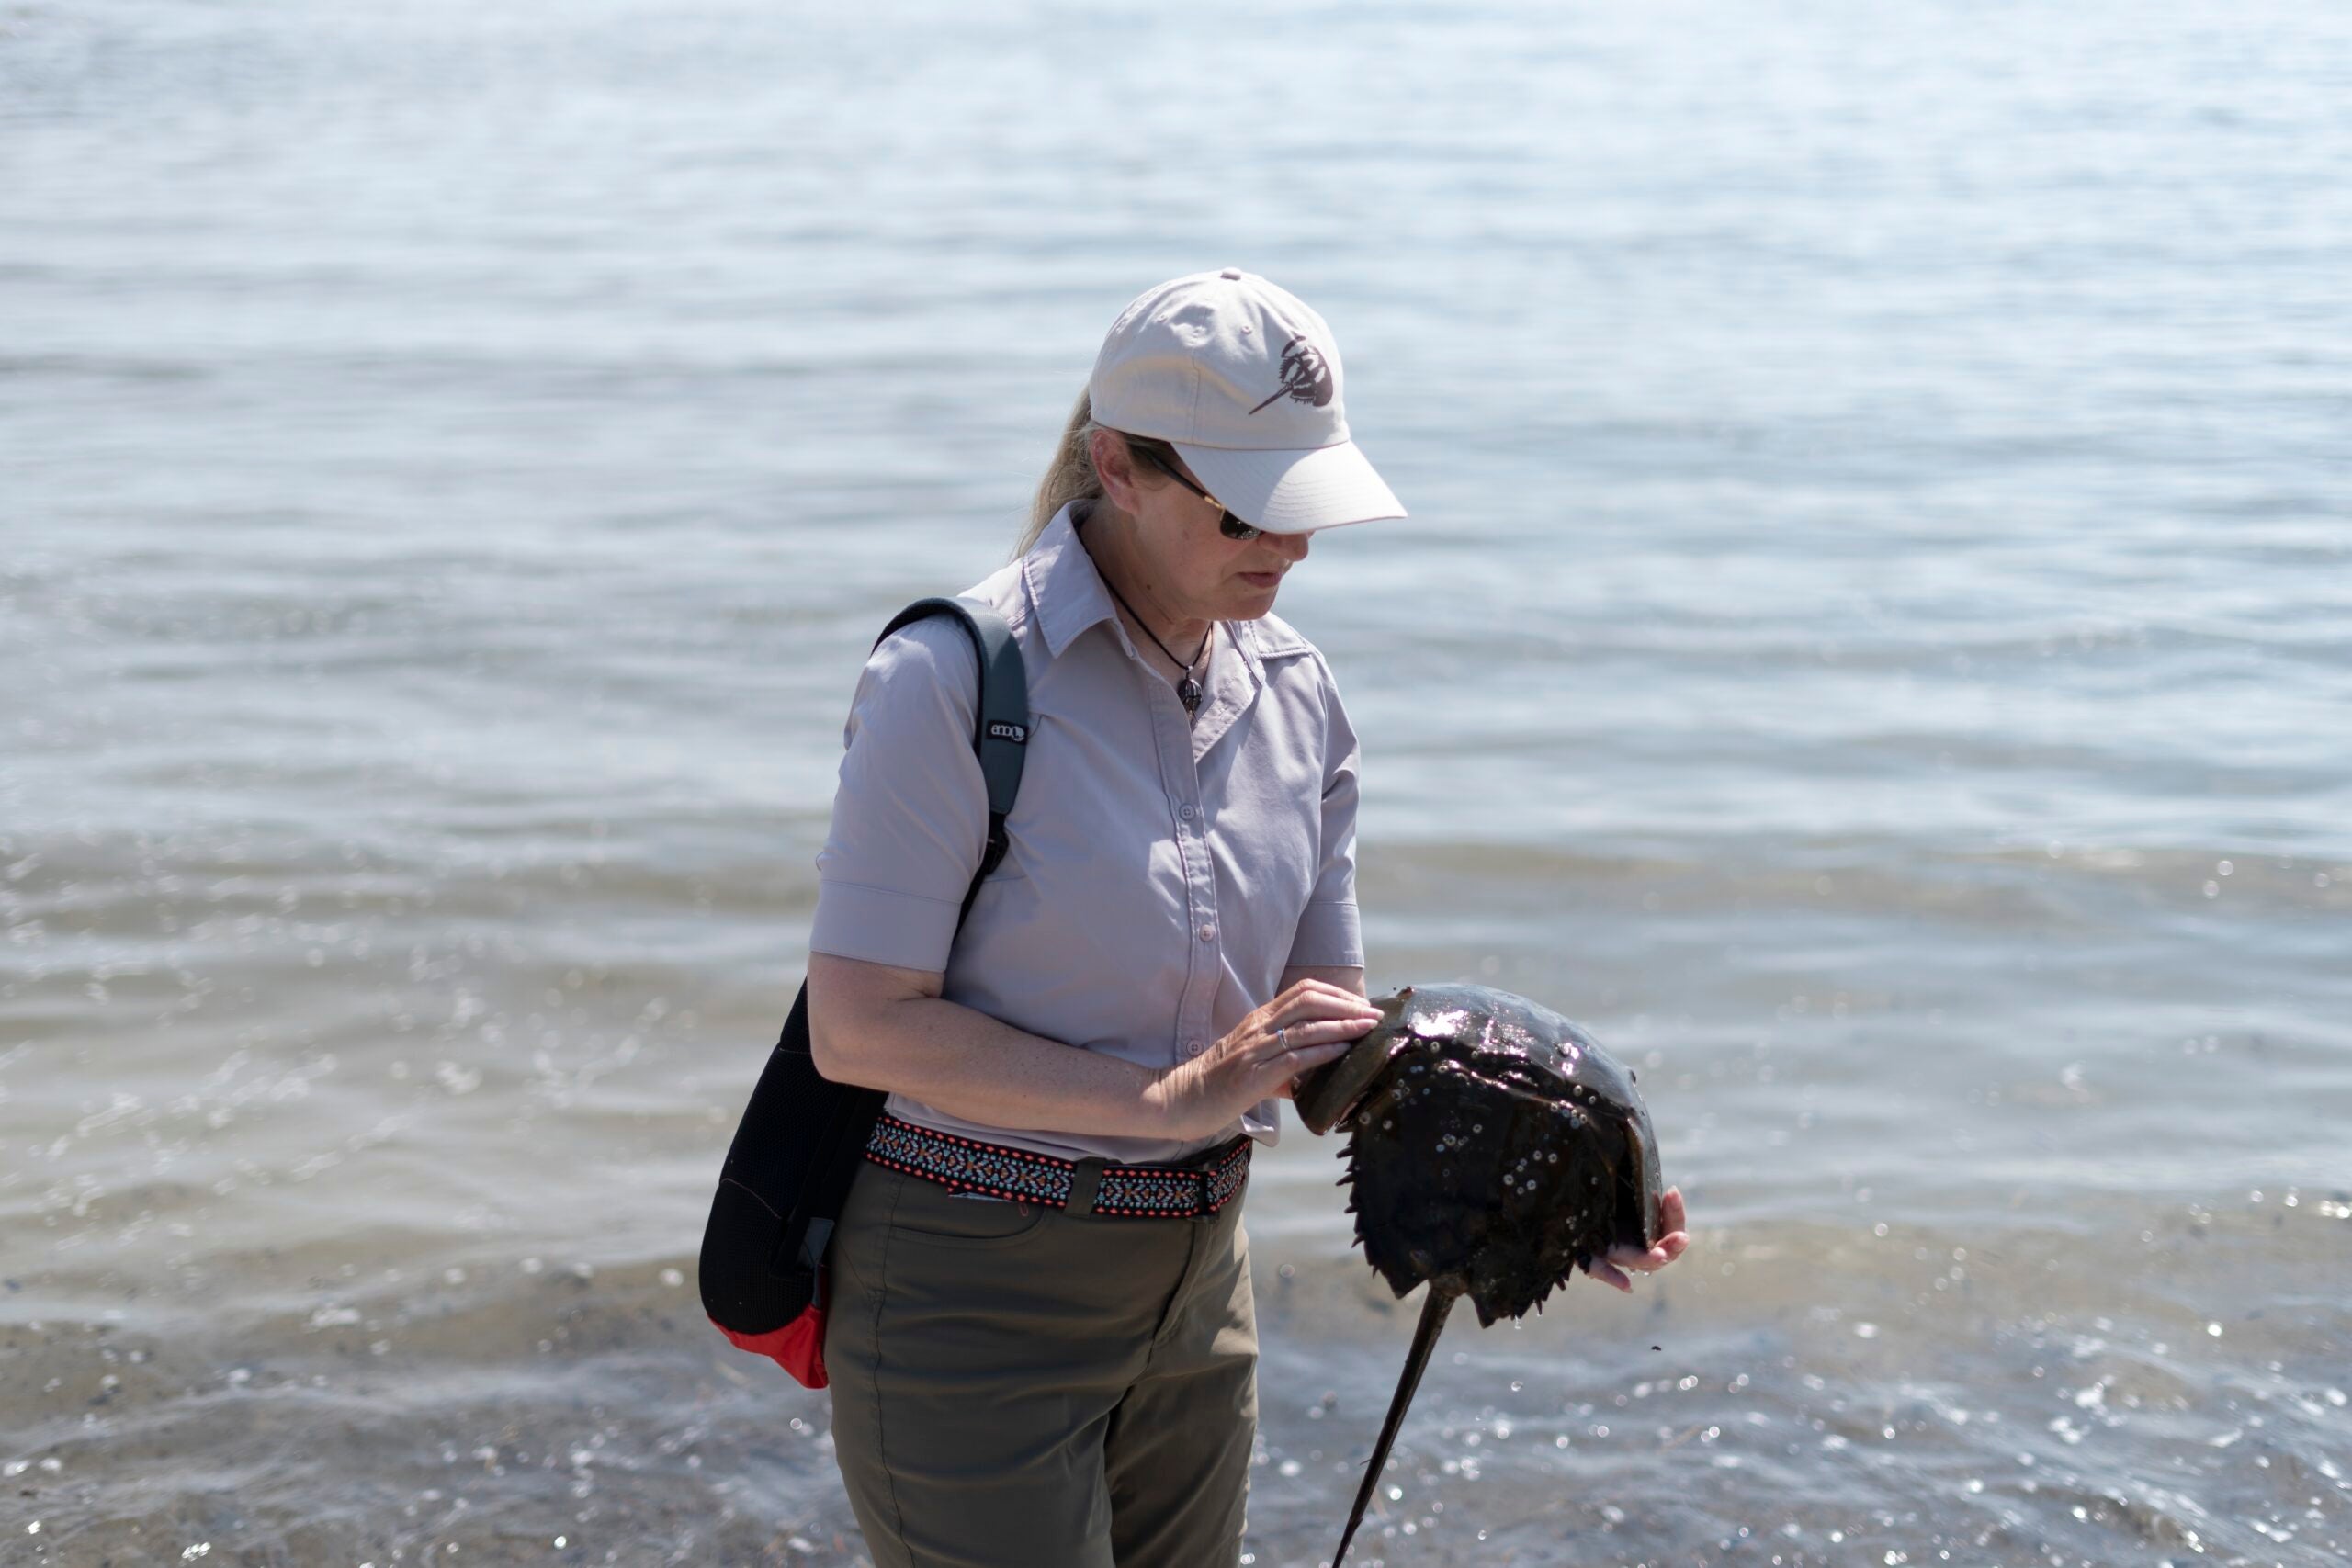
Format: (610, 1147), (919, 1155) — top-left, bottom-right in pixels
(1331, 1284), (1458, 1568)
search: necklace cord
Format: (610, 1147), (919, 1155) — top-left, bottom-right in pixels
(1098, 570), (1211, 674)
(1077, 511), (1213, 715)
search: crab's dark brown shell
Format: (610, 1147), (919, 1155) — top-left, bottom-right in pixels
(1294, 983), (1669, 1566)
(1303, 982), (1664, 1324)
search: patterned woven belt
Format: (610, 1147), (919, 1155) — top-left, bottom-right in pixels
(865, 1113), (1251, 1219)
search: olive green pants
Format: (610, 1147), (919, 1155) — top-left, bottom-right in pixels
(823, 1157), (1258, 1568)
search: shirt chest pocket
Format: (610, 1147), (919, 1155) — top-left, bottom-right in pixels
(988, 707), (1172, 889)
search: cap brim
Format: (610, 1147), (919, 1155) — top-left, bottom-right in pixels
(1170, 438), (1406, 534)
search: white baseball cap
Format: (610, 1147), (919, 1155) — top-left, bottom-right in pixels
(1088, 268), (1406, 534)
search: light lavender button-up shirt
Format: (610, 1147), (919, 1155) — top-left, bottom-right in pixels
(808, 499), (1363, 1166)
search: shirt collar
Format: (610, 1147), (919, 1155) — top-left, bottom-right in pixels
(1021, 501), (1122, 660)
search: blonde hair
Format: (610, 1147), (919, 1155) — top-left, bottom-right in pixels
(1016, 389), (1185, 559)
(1018, 389), (1103, 558)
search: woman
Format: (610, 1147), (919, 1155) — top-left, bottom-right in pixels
(805, 268), (1688, 1568)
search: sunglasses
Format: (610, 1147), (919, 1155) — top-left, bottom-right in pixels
(1129, 445), (1264, 541)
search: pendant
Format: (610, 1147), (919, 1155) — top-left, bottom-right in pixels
(1178, 675), (1203, 715)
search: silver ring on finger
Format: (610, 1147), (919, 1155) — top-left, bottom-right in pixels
(1276, 1025), (1289, 1050)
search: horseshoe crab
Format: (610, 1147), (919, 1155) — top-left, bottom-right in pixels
(1294, 984), (1668, 1567)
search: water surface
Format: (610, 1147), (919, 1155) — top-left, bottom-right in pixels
(5, 1), (2349, 1562)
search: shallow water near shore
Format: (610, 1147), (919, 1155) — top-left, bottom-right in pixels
(6, 0), (2350, 1563)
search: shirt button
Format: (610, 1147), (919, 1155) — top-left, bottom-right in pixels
(1178, 803), (1196, 821)
(1198, 923), (1216, 942)
(1185, 1039), (1204, 1057)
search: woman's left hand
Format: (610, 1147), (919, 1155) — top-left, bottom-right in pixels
(1581, 1186), (1690, 1292)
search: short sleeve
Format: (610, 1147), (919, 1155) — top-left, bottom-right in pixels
(808, 616), (988, 973)
(1283, 658), (1364, 970)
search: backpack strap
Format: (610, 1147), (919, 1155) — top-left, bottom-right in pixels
(873, 596), (1029, 924)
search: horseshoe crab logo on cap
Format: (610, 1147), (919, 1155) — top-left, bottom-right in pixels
(1249, 335), (1335, 414)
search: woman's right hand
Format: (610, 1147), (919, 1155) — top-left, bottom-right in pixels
(1149, 980), (1384, 1141)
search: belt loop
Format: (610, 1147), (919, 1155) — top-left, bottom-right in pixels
(1065, 1157), (1106, 1218)
(1201, 1135), (1248, 1219)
